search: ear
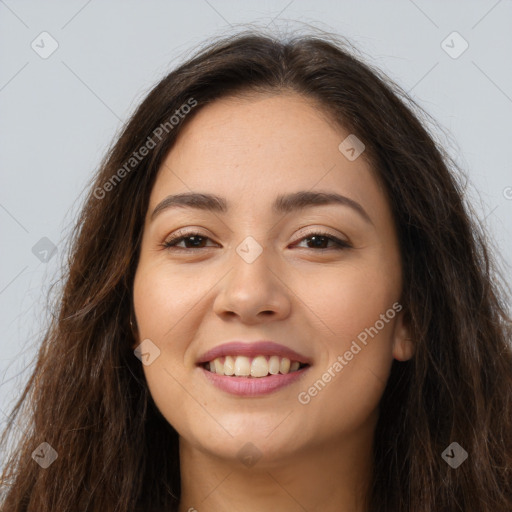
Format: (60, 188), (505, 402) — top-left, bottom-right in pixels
(391, 308), (414, 361)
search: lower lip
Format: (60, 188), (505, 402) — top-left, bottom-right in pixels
(199, 366), (310, 396)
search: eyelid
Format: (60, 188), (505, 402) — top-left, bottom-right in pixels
(163, 226), (214, 242)
(161, 225), (352, 251)
(292, 225), (350, 245)
(162, 228), (218, 248)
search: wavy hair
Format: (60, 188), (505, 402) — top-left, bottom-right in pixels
(1, 28), (511, 511)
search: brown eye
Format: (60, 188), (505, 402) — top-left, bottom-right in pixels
(292, 232), (352, 250)
(161, 230), (351, 252)
(162, 231), (216, 250)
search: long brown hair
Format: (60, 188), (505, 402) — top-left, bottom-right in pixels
(1, 28), (511, 512)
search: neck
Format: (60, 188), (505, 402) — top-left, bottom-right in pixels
(177, 412), (376, 512)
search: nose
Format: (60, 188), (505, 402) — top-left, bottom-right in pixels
(212, 244), (292, 325)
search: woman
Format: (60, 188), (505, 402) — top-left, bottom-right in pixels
(1, 29), (511, 512)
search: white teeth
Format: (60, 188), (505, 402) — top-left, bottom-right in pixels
(251, 356), (269, 377)
(268, 355), (280, 375)
(280, 357), (291, 374)
(206, 355), (305, 377)
(234, 356), (251, 376)
(214, 358), (224, 376)
(224, 355), (235, 375)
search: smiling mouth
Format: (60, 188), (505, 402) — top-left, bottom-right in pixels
(200, 355), (309, 378)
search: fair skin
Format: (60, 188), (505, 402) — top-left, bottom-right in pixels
(132, 91), (413, 512)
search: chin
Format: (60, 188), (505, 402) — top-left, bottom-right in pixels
(184, 423), (308, 467)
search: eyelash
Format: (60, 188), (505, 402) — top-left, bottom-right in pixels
(160, 229), (352, 252)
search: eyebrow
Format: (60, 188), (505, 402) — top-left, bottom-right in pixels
(150, 190), (373, 225)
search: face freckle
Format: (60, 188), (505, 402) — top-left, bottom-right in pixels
(132, 91), (411, 465)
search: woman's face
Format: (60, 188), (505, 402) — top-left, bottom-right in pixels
(133, 91), (412, 464)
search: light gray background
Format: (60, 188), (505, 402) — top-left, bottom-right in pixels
(1, 0), (511, 462)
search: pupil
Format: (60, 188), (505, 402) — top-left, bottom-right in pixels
(187, 236), (204, 248)
(308, 235), (327, 248)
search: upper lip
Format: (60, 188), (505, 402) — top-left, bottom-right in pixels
(196, 341), (312, 365)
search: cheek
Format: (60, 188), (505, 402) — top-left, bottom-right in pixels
(133, 265), (200, 435)
(292, 258), (399, 350)
(291, 261), (398, 425)
(132, 260), (217, 425)
(133, 261), (205, 343)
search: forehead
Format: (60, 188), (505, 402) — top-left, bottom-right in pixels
(149, 92), (387, 220)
